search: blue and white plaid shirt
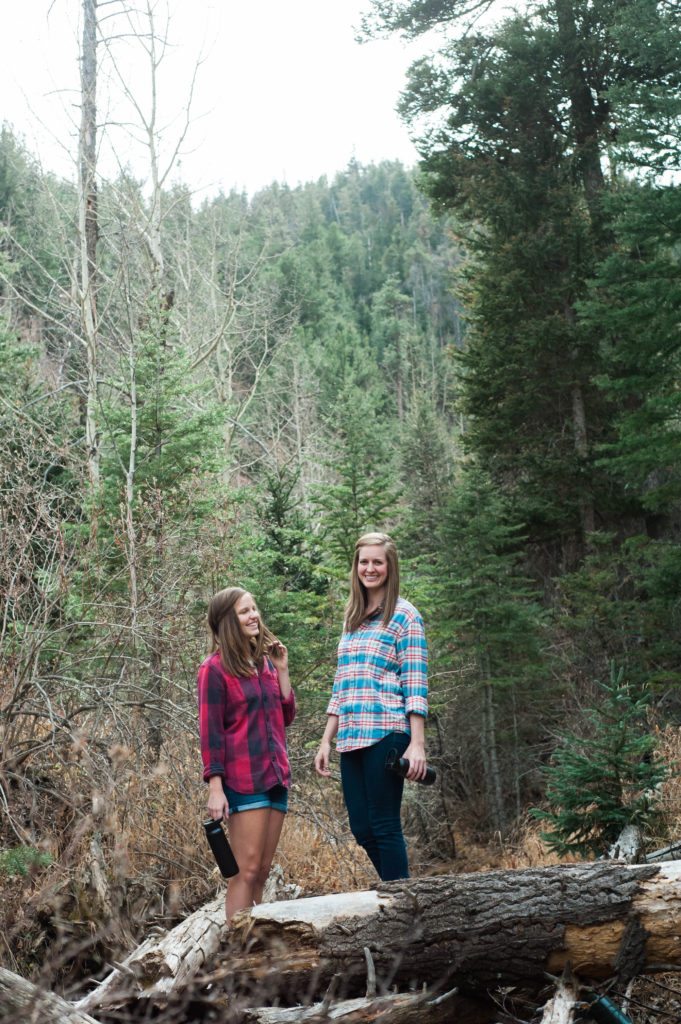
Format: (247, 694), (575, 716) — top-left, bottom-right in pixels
(327, 597), (428, 752)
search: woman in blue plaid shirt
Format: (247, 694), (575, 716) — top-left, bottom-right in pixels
(314, 532), (429, 880)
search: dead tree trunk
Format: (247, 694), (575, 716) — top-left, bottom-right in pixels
(225, 861), (680, 994)
(74, 895), (226, 1013)
(75, 861), (681, 1014)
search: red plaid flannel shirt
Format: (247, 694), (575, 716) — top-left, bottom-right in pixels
(197, 651), (296, 793)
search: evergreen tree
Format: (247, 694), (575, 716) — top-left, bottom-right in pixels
(256, 466), (335, 681)
(364, 0), (681, 565)
(580, 183), (681, 516)
(432, 468), (547, 828)
(314, 384), (401, 568)
(534, 664), (670, 857)
(307, 316), (400, 567)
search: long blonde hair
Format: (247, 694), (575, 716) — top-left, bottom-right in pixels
(207, 587), (277, 677)
(344, 532), (400, 634)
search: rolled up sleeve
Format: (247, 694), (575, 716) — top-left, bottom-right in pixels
(326, 663), (343, 716)
(281, 688), (297, 727)
(397, 613), (428, 717)
(197, 661), (227, 782)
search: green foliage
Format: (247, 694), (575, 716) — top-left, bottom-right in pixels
(256, 467), (336, 681)
(0, 125), (75, 322)
(428, 467), (548, 826)
(314, 388), (401, 568)
(580, 183), (681, 513)
(534, 665), (670, 857)
(310, 326), (401, 567)
(372, 0), (681, 565)
(399, 397), (455, 545)
(554, 534), (681, 699)
(0, 845), (53, 877)
(434, 469), (544, 673)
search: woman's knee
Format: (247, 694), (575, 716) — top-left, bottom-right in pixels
(350, 823), (374, 849)
(234, 859), (263, 888)
(254, 860), (273, 889)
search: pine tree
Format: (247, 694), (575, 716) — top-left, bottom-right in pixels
(365, 0), (681, 565)
(314, 386), (401, 568)
(534, 664), (669, 857)
(580, 183), (681, 516)
(432, 467), (547, 828)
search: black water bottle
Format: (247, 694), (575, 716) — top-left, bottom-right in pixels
(203, 818), (239, 877)
(386, 749), (437, 786)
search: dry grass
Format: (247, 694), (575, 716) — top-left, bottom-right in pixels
(2, 716), (680, 991)
(277, 802), (375, 895)
(652, 724), (681, 842)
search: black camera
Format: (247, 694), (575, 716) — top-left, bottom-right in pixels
(385, 748), (437, 785)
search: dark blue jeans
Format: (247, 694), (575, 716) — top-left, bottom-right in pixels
(340, 731), (410, 881)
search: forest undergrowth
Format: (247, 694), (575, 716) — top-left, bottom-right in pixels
(1, 707), (679, 1003)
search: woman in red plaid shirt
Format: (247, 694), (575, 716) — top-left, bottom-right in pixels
(198, 587), (295, 920)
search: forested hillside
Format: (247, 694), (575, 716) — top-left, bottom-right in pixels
(1, 0), (681, 1009)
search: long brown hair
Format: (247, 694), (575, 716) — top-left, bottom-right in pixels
(207, 587), (277, 677)
(344, 532), (400, 634)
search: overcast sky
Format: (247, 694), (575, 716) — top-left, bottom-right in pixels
(1, 0), (425, 198)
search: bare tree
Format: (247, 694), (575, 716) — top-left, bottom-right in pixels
(79, 0), (100, 496)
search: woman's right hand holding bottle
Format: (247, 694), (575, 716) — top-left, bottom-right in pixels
(207, 775), (230, 820)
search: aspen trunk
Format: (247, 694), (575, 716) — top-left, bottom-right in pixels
(79, 0), (99, 496)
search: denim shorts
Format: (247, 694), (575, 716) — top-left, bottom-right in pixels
(223, 782), (289, 814)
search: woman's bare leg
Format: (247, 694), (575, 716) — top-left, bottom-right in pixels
(225, 808), (285, 921)
(251, 810), (285, 905)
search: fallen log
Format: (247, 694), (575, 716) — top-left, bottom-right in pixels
(242, 986), (493, 1023)
(0, 966), (102, 1024)
(74, 865), (301, 1013)
(75, 860), (681, 1013)
(645, 839), (681, 863)
(74, 895), (226, 1013)
(222, 860), (681, 997)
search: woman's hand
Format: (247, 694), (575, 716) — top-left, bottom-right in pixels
(207, 777), (230, 821)
(268, 640), (292, 700)
(268, 640), (288, 672)
(402, 740), (427, 782)
(314, 739), (332, 777)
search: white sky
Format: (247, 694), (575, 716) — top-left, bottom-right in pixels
(1, 0), (425, 198)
